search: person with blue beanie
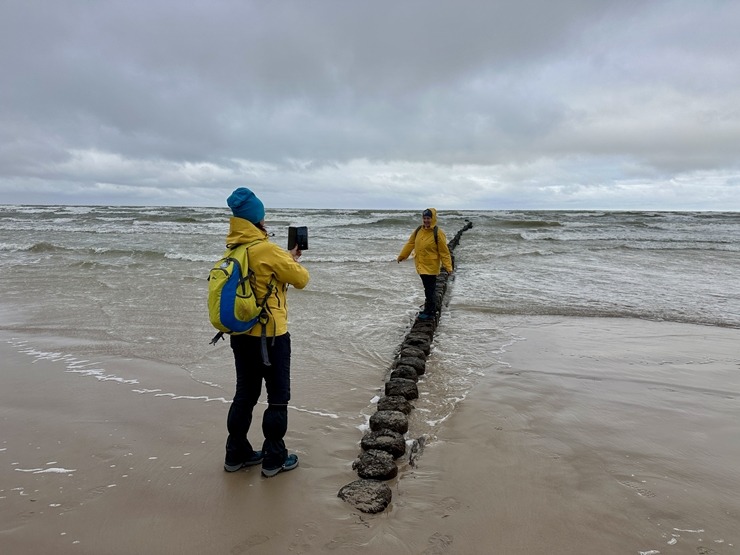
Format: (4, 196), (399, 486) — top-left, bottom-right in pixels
(221, 187), (310, 477)
(227, 187), (265, 225)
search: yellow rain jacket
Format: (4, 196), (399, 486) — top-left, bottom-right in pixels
(225, 217), (310, 337)
(397, 208), (454, 275)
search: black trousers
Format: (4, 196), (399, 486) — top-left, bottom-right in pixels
(420, 274), (437, 315)
(226, 333), (291, 469)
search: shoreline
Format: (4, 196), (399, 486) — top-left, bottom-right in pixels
(2, 317), (739, 554)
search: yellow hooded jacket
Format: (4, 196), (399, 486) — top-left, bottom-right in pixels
(225, 217), (310, 337)
(397, 208), (453, 275)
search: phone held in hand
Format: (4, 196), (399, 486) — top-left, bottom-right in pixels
(288, 226), (308, 250)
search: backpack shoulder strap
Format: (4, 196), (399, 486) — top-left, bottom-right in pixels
(226, 239), (263, 273)
(226, 238), (262, 252)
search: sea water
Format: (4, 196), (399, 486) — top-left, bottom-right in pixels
(0, 205), (738, 438)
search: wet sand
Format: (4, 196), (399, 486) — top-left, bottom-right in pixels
(1, 318), (738, 554)
(402, 318), (740, 554)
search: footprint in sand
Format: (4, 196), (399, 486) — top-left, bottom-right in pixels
(229, 534), (270, 554)
(289, 521), (320, 552)
(617, 479), (656, 498)
(422, 532), (454, 554)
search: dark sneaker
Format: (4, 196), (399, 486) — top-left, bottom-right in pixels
(224, 450), (264, 472)
(417, 312), (432, 320)
(261, 454), (299, 477)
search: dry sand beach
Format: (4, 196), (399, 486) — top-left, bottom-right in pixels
(2, 317), (738, 554)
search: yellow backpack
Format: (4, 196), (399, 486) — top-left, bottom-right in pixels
(207, 241), (268, 345)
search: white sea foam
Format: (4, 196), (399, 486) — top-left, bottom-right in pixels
(0, 241), (35, 251)
(165, 252), (213, 262)
(11, 345), (223, 407)
(673, 528), (705, 533)
(66, 368), (139, 384)
(15, 467), (77, 474)
(292, 406), (340, 419)
(10, 341), (140, 385)
(152, 392), (229, 403)
(425, 414), (452, 427)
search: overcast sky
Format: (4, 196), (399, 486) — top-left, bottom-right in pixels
(1, 0), (739, 210)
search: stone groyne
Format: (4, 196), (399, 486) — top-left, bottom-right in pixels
(338, 221), (474, 514)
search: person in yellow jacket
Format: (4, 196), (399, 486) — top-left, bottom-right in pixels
(397, 208), (454, 320)
(222, 187), (310, 478)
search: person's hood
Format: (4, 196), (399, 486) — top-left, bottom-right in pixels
(225, 216), (268, 247)
(423, 207), (438, 227)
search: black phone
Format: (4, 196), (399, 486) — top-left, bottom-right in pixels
(287, 226), (308, 250)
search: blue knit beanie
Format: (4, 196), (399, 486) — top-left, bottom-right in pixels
(227, 187), (265, 224)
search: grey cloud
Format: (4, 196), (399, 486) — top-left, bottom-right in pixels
(1, 0), (739, 208)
